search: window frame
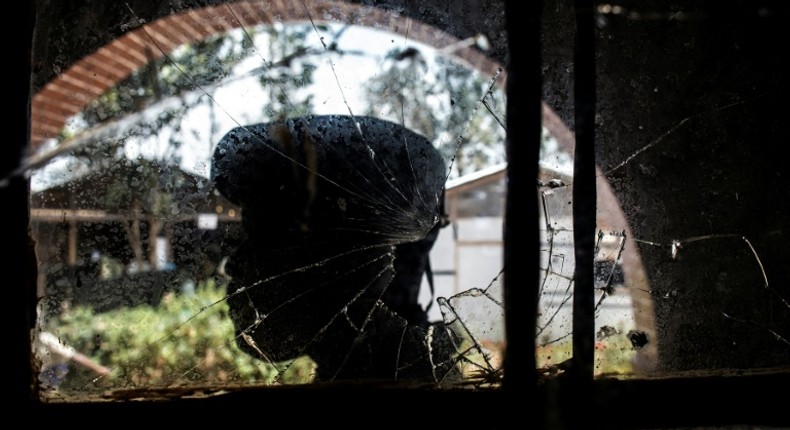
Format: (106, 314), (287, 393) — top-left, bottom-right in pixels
(9, 1), (789, 427)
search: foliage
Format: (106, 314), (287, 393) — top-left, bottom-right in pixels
(364, 51), (506, 176)
(46, 280), (315, 392)
(81, 34), (252, 129)
(258, 24), (318, 119)
(54, 25), (323, 269)
(39, 23), (512, 393)
(536, 327), (637, 377)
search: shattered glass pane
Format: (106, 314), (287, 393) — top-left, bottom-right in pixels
(29, 1), (516, 399)
(438, 272), (504, 386)
(31, 0), (787, 402)
(535, 143), (641, 377)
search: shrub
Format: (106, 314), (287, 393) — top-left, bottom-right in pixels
(45, 279), (315, 394)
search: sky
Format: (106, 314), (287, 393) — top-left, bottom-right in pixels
(31, 23), (505, 191)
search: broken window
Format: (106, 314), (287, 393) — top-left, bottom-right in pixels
(22, 1), (788, 420)
(29, 1), (521, 398)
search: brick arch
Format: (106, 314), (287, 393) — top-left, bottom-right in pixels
(30, 0), (501, 150)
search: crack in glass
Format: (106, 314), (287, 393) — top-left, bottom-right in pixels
(29, 1), (511, 396)
(27, 1), (788, 400)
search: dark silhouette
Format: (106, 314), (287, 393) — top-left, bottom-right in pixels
(212, 115), (458, 381)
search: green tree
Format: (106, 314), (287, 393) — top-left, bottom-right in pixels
(364, 49), (506, 176)
(51, 25), (325, 268)
(258, 24), (318, 119)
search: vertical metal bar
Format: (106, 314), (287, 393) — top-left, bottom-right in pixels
(503, 0), (541, 394)
(572, 0), (597, 401)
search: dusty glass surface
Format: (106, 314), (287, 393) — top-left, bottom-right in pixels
(535, 126), (644, 377)
(26, 1), (653, 401)
(31, 0), (781, 402)
(515, 2), (790, 381)
(30, 0), (524, 399)
(588, 3), (790, 375)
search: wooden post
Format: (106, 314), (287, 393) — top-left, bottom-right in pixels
(67, 220), (77, 266)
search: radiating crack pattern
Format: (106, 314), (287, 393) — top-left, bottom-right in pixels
(30, 2), (511, 395)
(30, 1), (789, 398)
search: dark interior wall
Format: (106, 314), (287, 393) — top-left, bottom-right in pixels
(536, 0), (790, 371)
